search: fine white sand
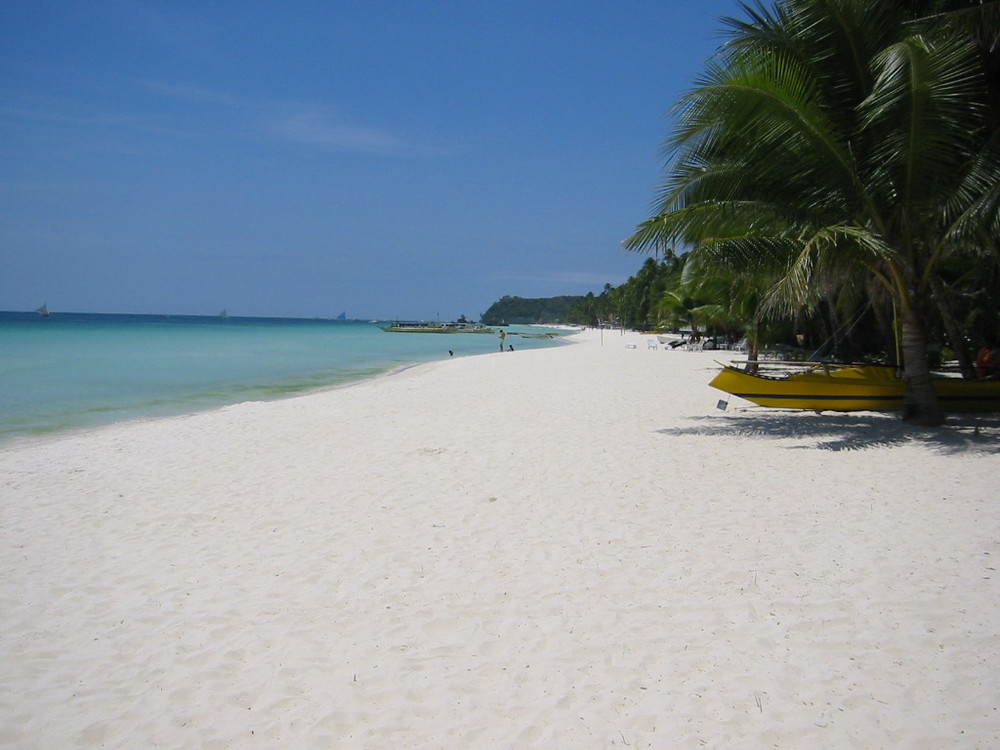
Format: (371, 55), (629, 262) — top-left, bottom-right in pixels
(2, 328), (998, 749)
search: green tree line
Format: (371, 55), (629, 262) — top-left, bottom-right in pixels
(481, 295), (587, 325)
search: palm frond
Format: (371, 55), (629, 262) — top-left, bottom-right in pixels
(908, 1), (1000, 51)
(862, 34), (987, 231)
(943, 126), (1000, 247)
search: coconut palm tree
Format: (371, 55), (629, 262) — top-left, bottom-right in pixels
(626, 0), (1000, 425)
(656, 254), (740, 339)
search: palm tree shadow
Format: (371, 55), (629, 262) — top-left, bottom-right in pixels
(657, 410), (1000, 453)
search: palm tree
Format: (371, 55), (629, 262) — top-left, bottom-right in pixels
(655, 254), (731, 335)
(626, 0), (1000, 425)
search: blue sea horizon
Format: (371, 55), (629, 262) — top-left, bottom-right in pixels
(0, 311), (565, 443)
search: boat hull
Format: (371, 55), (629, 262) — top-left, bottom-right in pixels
(709, 365), (1000, 412)
(381, 322), (495, 334)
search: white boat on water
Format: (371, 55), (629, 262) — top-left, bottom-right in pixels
(381, 320), (495, 334)
(35, 303), (50, 317)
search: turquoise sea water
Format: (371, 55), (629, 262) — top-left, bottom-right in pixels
(0, 312), (565, 443)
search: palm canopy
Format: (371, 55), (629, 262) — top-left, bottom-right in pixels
(626, 0), (1000, 425)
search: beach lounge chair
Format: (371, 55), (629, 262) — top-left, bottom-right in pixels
(647, 339), (657, 350)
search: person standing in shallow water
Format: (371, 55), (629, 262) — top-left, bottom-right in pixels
(498, 329), (506, 352)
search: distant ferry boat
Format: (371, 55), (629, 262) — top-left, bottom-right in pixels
(381, 321), (495, 334)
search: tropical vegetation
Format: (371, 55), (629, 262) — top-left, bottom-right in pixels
(481, 295), (586, 325)
(624, 0), (1000, 425)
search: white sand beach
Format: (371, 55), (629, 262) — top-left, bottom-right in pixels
(2, 328), (998, 749)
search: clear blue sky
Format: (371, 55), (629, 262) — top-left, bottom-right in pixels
(2, 0), (739, 319)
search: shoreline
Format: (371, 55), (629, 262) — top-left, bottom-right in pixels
(0, 323), (572, 449)
(2, 328), (998, 748)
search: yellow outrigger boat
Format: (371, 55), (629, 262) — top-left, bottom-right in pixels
(709, 362), (1000, 412)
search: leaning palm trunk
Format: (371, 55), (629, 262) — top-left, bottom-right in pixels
(899, 308), (946, 425)
(930, 275), (976, 379)
(746, 337), (761, 374)
(870, 293), (899, 367)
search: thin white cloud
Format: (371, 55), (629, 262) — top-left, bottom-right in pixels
(0, 100), (149, 129)
(263, 103), (403, 154)
(140, 81), (244, 108)
(143, 81), (408, 155)
(5, 77), (451, 159)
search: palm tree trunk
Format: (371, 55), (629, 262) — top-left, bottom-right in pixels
(899, 307), (946, 425)
(870, 293), (898, 367)
(747, 336), (760, 374)
(929, 275), (976, 379)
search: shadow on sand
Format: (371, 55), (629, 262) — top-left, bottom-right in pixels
(658, 410), (1000, 454)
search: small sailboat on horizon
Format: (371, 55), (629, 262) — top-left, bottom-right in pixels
(35, 303), (51, 317)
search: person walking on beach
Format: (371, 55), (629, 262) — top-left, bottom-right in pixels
(498, 329), (506, 352)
